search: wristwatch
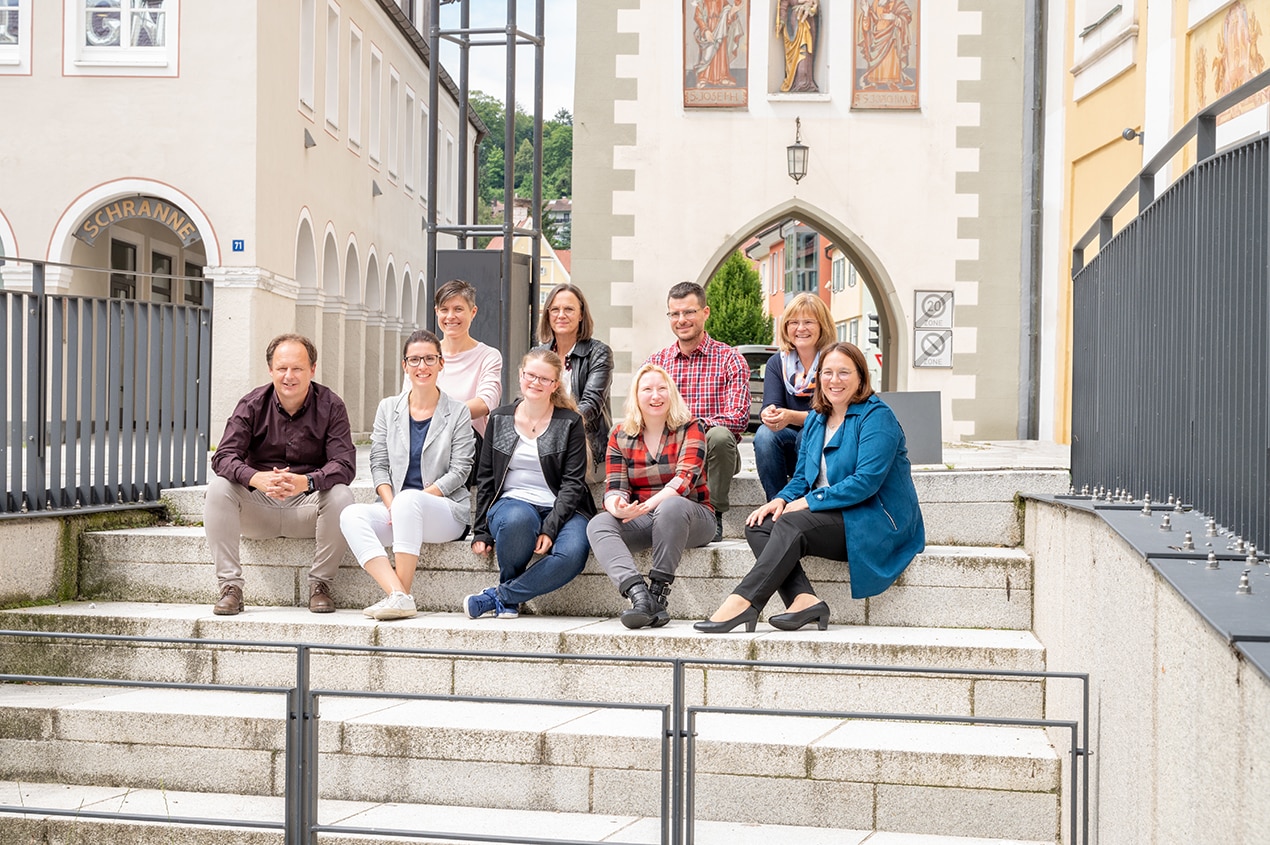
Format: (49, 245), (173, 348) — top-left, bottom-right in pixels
(305, 475), (316, 493)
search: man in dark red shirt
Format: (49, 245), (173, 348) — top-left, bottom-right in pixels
(206, 334), (356, 615)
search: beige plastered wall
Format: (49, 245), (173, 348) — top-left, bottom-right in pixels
(1026, 502), (1270, 844)
(574, 0), (1030, 440)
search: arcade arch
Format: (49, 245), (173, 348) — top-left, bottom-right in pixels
(693, 201), (907, 392)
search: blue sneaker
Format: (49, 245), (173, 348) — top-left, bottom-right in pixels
(464, 587), (520, 619)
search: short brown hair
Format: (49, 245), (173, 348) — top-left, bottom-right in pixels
(434, 278), (477, 309)
(811, 342), (874, 414)
(666, 281), (706, 309)
(537, 283), (595, 343)
(402, 329), (441, 360)
(266, 334), (317, 367)
(776, 293), (836, 354)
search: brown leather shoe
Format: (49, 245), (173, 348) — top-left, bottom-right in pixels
(309, 582), (335, 613)
(213, 584), (243, 616)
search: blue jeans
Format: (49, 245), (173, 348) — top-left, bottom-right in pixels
(486, 497), (590, 605)
(753, 425), (802, 501)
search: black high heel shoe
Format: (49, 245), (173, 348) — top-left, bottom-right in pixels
(768, 601), (831, 631)
(693, 606), (759, 634)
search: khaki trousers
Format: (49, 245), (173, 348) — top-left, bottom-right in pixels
(205, 474), (354, 590)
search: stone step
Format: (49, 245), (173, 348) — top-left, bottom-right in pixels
(0, 603), (1046, 719)
(0, 781), (1058, 844)
(158, 468), (1070, 547)
(0, 687), (1060, 841)
(79, 531), (1035, 629)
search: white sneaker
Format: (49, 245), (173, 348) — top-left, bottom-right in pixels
(362, 595), (390, 618)
(372, 590), (418, 621)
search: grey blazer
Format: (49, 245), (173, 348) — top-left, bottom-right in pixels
(369, 389), (475, 526)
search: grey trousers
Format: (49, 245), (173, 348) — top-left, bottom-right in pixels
(204, 474), (354, 590)
(704, 425), (740, 514)
(587, 495), (716, 592)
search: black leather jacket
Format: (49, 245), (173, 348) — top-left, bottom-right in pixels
(535, 337), (613, 465)
(471, 401), (599, 545)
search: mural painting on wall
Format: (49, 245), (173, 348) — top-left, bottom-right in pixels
(776, 0), (821, 93)
(684, 0), (749, 108)
(1190, 0), (1267, 122)
(852, 0), (920, 109)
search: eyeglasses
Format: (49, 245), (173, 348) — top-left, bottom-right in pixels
(548, 306), (579, 317)
(521, 371), (558, 386)
(404, 355), (441, 367)
(666, 309), (701, 320)
(786, 319), (818, 329)
(821, 369), (858, 382)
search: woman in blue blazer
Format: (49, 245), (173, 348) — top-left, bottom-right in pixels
(696, 342), (925, 633)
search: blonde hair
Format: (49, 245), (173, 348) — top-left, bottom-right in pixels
(520, 348), (579, 413)
(776, 293), (836, 354)
(621, 363), (693, 435)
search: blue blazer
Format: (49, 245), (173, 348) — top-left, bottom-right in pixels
(776, 394), (925, 599)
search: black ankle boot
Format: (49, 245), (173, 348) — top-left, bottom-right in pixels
(647, 577), (673, 628)
(621, 579), (664, 629)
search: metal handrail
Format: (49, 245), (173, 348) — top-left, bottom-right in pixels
(0, 628), (1091, 844)
(1072, 67), (1270, 271)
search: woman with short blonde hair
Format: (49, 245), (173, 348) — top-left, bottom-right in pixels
(755, 293), (836, 501)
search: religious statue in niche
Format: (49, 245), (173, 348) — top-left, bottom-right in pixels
(684, 0), (750, 109)
(853, 0), (920, 109)
(776, 0), (820, 93)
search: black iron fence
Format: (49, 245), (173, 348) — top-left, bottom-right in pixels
(1071, 70), (1270, 549)
(0, 629), (1092, 845)
(0, 259), (212, 517)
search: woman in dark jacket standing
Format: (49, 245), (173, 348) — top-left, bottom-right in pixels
(534, 283), (613, 475)
(466, 348), (597, 619)
(696, 342), (925, 633)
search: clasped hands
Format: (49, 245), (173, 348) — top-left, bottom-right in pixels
(251, 467), (307, 500)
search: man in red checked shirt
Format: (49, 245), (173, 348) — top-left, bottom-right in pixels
(205, 334), (356, 616)
(648, 281), (752, 541)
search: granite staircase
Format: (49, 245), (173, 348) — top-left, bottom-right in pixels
(0, 449), (1072, 844)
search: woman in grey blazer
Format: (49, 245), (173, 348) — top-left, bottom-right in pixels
(339, 330), (476, 621)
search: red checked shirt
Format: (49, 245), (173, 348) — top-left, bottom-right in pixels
(647, 333), (751, 441)
(603, 419), (712, 510)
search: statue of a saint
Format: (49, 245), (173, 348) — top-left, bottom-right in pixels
(776, 0), (819, 93)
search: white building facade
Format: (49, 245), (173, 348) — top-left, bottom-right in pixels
(0, 0), (480, 438)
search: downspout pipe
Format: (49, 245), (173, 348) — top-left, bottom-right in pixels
(1018, 0), (1046, 439)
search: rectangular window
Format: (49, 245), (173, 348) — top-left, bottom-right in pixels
(324, 1), (340, 130)
(419, 103), (429, 208)
(388, 69), (400, 179)
(445, 133), (456, 221)
(848, 318), (859, 345)
(784, 231), (818, 294)
(110, 239), (137, 299)
(369, 48), (382, 163)
(66, 0), (178, 76)
(836, 321), (848, 343)
(183, 261), (204, 305)
(299, 0), (315, 108)
(347, 25), (362, 148)
(404, 87), (416, 191)
(150, 250), (173, 303)
(0, 0), (31, 74)
(831, 256), (845, 293)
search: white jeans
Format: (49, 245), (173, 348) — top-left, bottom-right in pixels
(339, 488), (467, 567)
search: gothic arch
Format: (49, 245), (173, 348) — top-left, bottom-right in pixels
(694, 199), (908, 390)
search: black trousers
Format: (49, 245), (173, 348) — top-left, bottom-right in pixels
(738, 509), (847, 611)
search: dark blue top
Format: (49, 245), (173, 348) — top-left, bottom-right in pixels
(762, 352), (815, 423)
(401, 417), (433, 490)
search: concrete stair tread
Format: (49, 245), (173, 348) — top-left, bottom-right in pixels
(0, 601), (1046, 669)
(0, 781), (1055, 844)
(0, 684), (1061, 790)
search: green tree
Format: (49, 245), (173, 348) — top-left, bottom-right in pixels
(704, 252), (773, 346)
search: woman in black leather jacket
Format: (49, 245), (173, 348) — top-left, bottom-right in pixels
(465, 349), (597, 619)
(534, 283), (613, 473)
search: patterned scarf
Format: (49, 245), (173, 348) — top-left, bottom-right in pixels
(781, 349), (820, 398)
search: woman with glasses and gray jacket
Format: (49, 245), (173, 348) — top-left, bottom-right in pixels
(340, 330), (475, 621)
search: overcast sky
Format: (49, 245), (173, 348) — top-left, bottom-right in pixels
(436, 0), (577, 118)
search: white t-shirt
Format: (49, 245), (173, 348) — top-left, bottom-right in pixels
(503, 433), (555, 507)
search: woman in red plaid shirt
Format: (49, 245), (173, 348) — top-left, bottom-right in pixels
(586, 363), (717, 628)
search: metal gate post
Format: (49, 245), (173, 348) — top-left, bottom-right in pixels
(672, 659), (683, 845)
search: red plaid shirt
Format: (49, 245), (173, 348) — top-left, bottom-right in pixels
(603, 419), (712, 510)
(647, 333), (750, 441)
